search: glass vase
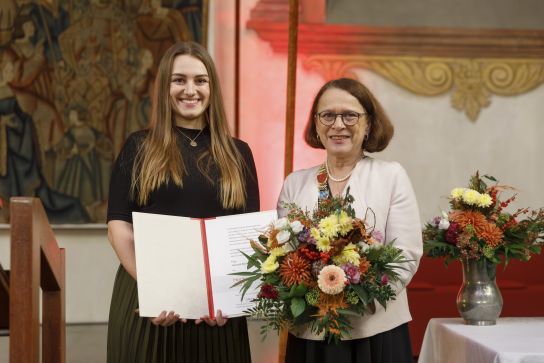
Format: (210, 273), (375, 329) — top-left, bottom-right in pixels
(456, 257), (503, 325)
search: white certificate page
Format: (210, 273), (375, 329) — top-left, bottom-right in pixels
(204, 210), (277, 317)
(133, 212), (209, 319)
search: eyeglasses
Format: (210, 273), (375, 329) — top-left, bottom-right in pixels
(315, 111), (365, 126)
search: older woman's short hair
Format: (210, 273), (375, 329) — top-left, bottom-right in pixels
(304, 78), (394, 153)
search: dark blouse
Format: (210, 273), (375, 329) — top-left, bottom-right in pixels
(107, 126), (260, 222)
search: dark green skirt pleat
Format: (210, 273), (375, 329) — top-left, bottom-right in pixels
(107, 265), (252, 363)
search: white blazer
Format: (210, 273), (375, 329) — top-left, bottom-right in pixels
(277, 157), (423, 340)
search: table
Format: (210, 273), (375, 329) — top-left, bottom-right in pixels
(418, 318), (544, 363)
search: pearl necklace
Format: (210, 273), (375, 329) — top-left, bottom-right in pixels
(325, 160), (356, 182)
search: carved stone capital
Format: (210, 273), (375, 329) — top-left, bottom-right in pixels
(304, 55), (544, 121)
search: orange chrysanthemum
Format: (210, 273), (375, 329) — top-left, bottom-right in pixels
(359, 256), (371, 276)
(476, 222), (504, 248)
(315, 295), (346, 337)
(279, 253), (312, 287)
(449, 210), (488, 231)
(317, 291), (348, 316)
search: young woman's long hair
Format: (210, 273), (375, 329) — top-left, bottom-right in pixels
(131, 42), (248, 209)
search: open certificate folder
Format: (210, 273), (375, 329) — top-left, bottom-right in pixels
(133, 210), (277, 319)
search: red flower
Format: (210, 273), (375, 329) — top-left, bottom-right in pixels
(319, 252), (330, 263)
(380, 274), (389, 285)
(258, 284), (279, 299)
(445, 222), (460, 245)
(299, 246), (320, 261)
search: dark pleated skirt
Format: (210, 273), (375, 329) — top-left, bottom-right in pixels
(107, 265), (252, 363)
(285, 323), (413, 363)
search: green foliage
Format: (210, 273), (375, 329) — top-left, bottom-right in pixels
(290, 297), (306, 318)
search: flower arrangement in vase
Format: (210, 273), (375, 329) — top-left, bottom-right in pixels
(423, 172), (544, 325)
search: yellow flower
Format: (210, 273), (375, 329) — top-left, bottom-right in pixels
(261, 255), (279, 273)
(316, 236), (332, 252)
(319, 215), (340, 238)
(462, 189), (481, 205)
(270, 246), (288, 257)
(477, 193), (492, 208)
(310, 227), (321, 241)
(451, 188), (466, 199)
(332, 243), (360, 265)
(337, 211), (353, 236)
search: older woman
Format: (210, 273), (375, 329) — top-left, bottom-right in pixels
(278, 78), (422, 363)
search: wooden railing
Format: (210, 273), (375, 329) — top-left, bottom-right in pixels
(9, 197), (66, 363)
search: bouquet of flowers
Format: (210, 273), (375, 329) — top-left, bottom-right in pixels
(423, 172), (544, 265)
(233, 191), (409, 343)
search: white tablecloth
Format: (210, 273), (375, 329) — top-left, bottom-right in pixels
(418, 318), (544, 363)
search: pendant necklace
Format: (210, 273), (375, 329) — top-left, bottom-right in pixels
(177, 128), (204, 147)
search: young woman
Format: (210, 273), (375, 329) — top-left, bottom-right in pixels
(278, 78), (422, 363)
(107, 42), (259, 362)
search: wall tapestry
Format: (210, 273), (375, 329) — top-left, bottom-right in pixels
(0, 0), (208, 223)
